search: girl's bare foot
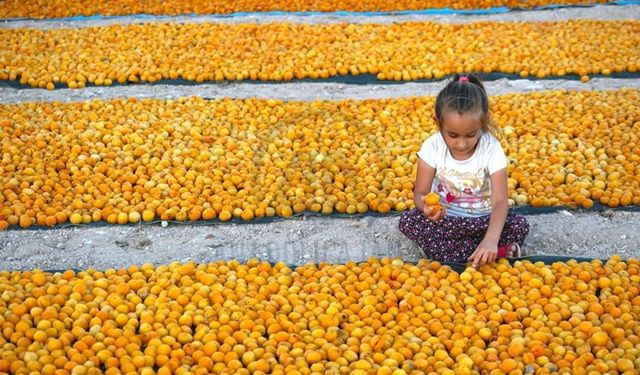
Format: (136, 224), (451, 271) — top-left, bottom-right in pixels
(504, 243), (521, 258)
(497, 243), (522, 258)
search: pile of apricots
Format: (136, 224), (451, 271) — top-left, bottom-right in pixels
(1, 20), (638, 89)
(0, 256), (638, 374)
(0, 89), (638, 228)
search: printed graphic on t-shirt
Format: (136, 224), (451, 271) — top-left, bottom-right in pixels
(436, 166), (491, 215)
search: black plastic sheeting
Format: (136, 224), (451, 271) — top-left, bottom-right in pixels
(36, 255), (610, 275)
(5, 201), (640, 232)
(441, 255), (610, 272)
(2, 71), (640, 90)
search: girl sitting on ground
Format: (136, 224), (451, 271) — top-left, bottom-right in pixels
(399, 74), (529, 268)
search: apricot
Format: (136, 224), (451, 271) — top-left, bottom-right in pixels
(423, 191), (444, 217)
(424, 192), (441, 206)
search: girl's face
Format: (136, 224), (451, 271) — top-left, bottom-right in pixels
(437, 111), (483, 160)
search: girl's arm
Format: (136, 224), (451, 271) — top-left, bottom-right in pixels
(468, 167), (509, 267)
(414, 159), (445, 220)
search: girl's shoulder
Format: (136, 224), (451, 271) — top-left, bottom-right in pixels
(423, 131), (445, 147)
(417, 132), (446, 166)
(478, 132), (503, 152)
(480, 131), (499, 143)
(479, 132), (508, 173)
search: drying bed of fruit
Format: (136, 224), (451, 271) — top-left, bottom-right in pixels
(1, 1), (640, 374)
(0, 89), (638, 229)
(1, 20), (639, 90)
(0, 257), (639, 375)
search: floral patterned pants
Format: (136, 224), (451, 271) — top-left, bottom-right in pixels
(398, 208), (530, 263)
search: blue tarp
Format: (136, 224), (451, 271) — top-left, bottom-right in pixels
(1, 1), (638, 22)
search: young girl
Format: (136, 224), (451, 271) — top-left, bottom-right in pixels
(399, 74), (529, 268)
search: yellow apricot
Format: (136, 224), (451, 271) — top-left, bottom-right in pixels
(142, 210), (155, 222)
(69, 213), (83, 225)
(128, 211), (141, 223)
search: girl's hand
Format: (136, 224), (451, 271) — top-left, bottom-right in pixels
(423, 205), (446, 221)
(468, 239), (498, 268)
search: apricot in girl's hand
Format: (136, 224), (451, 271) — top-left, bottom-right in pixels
(424, 192), (441, 206)
(424, 192), (444, 219)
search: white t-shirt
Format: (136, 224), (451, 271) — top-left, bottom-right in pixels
(417, 132), (507, 218)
